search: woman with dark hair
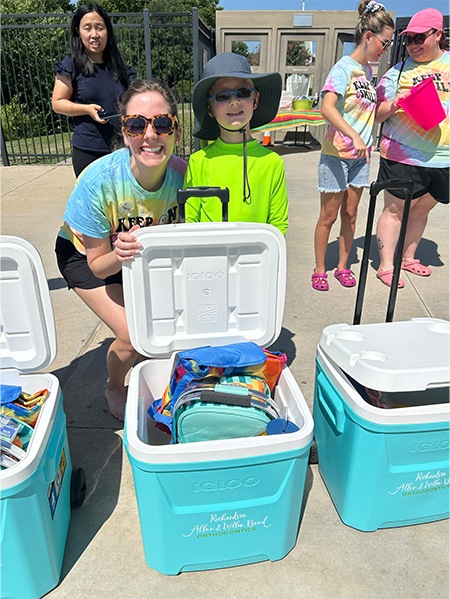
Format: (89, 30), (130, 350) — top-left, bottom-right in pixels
(55, 79), (187, 420)
(52, 3), (136, 176)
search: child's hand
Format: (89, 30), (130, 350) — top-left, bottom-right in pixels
(113, 225), (143, 261)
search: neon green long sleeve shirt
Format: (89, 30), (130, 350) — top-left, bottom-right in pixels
(184, 138), (289, 234)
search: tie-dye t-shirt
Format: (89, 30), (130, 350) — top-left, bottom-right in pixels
(321, 55), (376, 159)
(376, 52), (449, 167)
(59, 147), (187, 254)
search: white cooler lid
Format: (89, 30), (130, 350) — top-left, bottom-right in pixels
(122, 222), (286, 357)
(318, 318), (450, 392)
(0, 236), (56, 372)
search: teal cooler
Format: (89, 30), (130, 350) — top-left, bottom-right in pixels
(313, 318), (449, 532)
(123, 222), (314, 575)
(0, 236), (72, 599)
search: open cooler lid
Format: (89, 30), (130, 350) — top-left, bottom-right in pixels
(122, 222), (286, 357)
(318, 318), (450, 392)
(0, 236), (56, 372)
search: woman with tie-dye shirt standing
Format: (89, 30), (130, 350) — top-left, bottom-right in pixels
(374, 8), (449, 288)
(312, 1), (394, 291)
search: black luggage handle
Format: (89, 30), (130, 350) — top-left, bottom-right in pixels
(353, 179), (415, 326)
(177, 186), (230, 223)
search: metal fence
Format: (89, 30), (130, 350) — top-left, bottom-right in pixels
(0, 9), (215, 165)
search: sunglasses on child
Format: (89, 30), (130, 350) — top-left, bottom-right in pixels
(121, 114), (178, 136)
(404, 29), (436, 47)
(208, 87), (256, 103)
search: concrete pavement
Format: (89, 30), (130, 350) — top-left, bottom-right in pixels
(1, 147), (449, 599)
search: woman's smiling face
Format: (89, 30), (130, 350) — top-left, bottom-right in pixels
(406, 29), (441, 62)
(122, 90), (180, 172)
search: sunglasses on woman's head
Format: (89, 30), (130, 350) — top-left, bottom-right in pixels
(121, 114), (178, 137)
(208, 87), (256, 103)
(404, 29), (436, 47)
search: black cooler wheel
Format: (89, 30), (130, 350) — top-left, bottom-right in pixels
(308, 438), (318, 464)
(70, 467), (87, 508)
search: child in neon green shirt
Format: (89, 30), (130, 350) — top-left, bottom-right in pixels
(185, 52), (289, 234)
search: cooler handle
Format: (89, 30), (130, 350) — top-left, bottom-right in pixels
(316, 371), (345, 434)
(43, 430), (67, 484)
(177, 187), (230, 223)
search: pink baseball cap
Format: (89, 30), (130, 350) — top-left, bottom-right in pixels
(400, 8), (444, 35)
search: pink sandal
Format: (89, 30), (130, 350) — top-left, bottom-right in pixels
(334, 269), (356, 288)
(401, 259), (432, 277)
(376, 269), (405, 288)
(312, 272), (329, 291)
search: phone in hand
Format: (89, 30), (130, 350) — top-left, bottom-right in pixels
(98, 111), (121, 120)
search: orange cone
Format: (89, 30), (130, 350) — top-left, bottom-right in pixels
(262, 131), (272, 146)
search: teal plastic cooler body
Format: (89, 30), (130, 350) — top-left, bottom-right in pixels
(313, 319), (450, 532)
(1, 387), (72, 599)
(124, 356), (313, 575)
(123, 223), (314, 574)
(0, 236), (73, 598)
(126, 441), (310, 575)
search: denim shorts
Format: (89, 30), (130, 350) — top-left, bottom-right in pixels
(317, 153), (370, 193)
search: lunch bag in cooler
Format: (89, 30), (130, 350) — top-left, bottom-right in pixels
(148, 342), (287, 442)
(172, 381), (281, 443)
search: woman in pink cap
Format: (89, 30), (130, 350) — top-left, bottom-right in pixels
(374, 8), (449, 288)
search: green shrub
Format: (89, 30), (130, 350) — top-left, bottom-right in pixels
(1, 95), (42, 141)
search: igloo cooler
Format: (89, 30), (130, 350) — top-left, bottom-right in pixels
(123, 222), (314, 575)
(0, 236), (83, 599)
(313, 317), (450, 532)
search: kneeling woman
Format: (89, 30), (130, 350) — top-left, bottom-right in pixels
(55, 79), (187, 420)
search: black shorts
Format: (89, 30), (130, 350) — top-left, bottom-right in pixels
(55, 236), (122, 290)
(72, 146), (109, 178)
(377, 158), (449, 204)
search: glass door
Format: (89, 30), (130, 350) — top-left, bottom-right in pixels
(279, 33), (325, 102)
(224, 35), (269, 73)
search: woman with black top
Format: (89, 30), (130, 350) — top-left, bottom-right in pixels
(52, 3), (136, 176)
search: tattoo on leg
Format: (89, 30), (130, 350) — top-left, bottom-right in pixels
(377, 237), (384, 251)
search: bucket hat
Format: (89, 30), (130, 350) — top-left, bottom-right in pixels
(400, 8), (443, 35)
(192, 52), (282, 140)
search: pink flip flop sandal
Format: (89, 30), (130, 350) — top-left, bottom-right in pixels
(376, 269), (405, 288)
(334, 269), (356, 288)
(312, 272), (329, 291)
(401, 259), (432, 277)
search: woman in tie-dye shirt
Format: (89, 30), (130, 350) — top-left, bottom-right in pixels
(374, 8), (449, 288)
(55, 79), (187, 420)
(312, 1), (394, 292)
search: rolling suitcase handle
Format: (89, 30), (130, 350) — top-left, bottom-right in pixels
(177, 186), (230, 223)
(353, 179), (415, 325)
